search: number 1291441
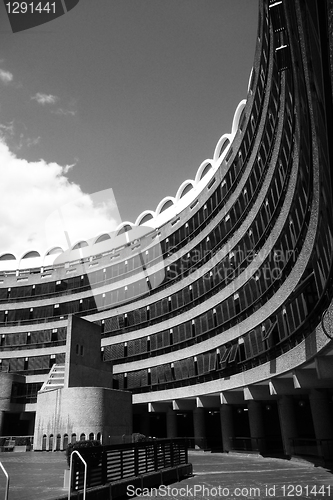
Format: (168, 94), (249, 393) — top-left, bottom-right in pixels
(6, 2), (56, 14)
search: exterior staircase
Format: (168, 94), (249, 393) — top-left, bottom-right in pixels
(39, 363), (65, 393)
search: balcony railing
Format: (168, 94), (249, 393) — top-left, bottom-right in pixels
(289, 438), (333, 461)
(70, 438), (189, 492)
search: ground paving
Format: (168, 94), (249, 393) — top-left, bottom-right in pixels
(0, 450), (331, 500)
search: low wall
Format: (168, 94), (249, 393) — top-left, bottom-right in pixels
(54, 464), (193, 500)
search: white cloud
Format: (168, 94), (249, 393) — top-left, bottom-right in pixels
(31, 93), (59, 105)
(53, 108), (76, 116)
(0, 121), (41, 151)
(0, 69), (13, 84)
(0, 138), (122, 258)
(0, 121), (15, 136)
(26, 136), (41, 147)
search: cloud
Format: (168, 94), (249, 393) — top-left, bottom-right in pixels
(52, 108), (76, 116)
(0, 121), (15, 136)
(0, 138), (122, 257)
(26, 136), (41, 147)
(31, 93), (59, 105)
(0, 121), (40, 151)
(0, 69), (13, 84)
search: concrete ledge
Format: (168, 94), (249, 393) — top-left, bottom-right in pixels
(54, 463), (193, 500)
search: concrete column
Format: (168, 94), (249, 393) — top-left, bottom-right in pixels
(309, 390), (333, 459)
(220, 405), (234, 452)
(166, 409), (177, 439)
(248, 401), (265, 453)
(277, 396), (298, 456)
(193, 408), (206, 449)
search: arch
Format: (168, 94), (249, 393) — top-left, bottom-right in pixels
(80, 433), (86, 441)
(72, 241), (88, 250)
(96, 432), (101, 443)
(22, 251), (40, 259)
(94, 233), (111, 244)
(176, 181), (194, 200)
(136, 211), (154, 226)
(42, 434), (47, 451)
(89, 432), (94, 441)
(199, 163), (213, 180)
(156, 197), (175, 215)
(49, 434), (53, 451)
(195, 161), (214, 183)
(160, 200), (173, 212)
(213, 134), (231, 161)
(46, 247), (63, 256)
(63, 434), (69, 450)
(56, 433), (61, 451)
(71, 433), (77, 444)
(0, 253), (16, 261)
(231, 99), (246, 135)
(117, 223), (133, 236)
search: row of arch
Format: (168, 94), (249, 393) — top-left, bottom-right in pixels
(1, 100), (247, 268)
(41, 432), (102, 451)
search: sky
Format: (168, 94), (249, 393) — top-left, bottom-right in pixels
(0, 0), (258, 258)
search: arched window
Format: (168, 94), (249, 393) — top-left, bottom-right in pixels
(95, 234), (111, 244)
(89, 433), (94, 441)
(42, 434), (47, 451)
(117, 225), (132, 235)
(80, 433), (86, 442)
(49, 434), (53, 451)
(216, 139), (230, 158)
(180, 183), (193, 198)
(46, 247), (63, 255)
(63, 434), (69, 450)
(72, 241), (88, 250)
(159, 200), (173, 213)
(200, 163), (213, 180)
(22, 251), (40, 259)
(96, 432), (101, 443)
(138, 213), (153, 225)
(0, 253), (15, 261)
(71, 433), (77, 444)
(56, 434), (61, 451)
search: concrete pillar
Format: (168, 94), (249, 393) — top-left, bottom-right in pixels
(220, 405), (234, 452)
(309, 390), (333, 459)
(277, 396), (298, 456)
(166, 409), (177, 439)
(248, 401), (265, 453)
(193, 408), (206, 449)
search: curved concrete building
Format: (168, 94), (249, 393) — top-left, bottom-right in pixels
(0, 0), (332, 458)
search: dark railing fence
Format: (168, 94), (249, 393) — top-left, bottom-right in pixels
(231, 436), (333, 461)
(231, 436), (284, 454)
(290, 438), (333, 461)
(0, 435), (34, 450)
(71, 438), (189, 492)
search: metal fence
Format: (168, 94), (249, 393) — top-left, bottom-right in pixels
(0, 435), (34, 451)
(70, 438), (189, 492)
(289, 438), (333, 461)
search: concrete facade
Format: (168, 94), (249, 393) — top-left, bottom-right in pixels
(0, 0), (332, 462)
(33, 316), (132, 450)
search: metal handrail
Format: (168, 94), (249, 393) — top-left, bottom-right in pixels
(68, 450), (87, 500)
(0, 462), (9, 500)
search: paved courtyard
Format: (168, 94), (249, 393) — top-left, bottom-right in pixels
(0, 450), (331, 500)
